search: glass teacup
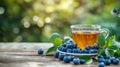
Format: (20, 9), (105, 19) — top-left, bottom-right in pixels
(70, 24), (109, 50)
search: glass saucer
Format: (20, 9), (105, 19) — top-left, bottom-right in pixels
(57, 49), (97, 56)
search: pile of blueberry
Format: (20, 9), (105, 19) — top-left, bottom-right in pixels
(58, 40), (98, 54)
(53, 40), (99, 65)
(54, 51), (85, 65)
(98, 55), (120, 67)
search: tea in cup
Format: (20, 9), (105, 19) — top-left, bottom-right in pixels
(70, 24), (109, 50)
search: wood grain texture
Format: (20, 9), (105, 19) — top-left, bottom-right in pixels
(0, 43), (119, 67)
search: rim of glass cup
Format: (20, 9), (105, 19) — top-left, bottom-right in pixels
(70, 24), (101, 29)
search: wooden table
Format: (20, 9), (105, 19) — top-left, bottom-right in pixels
(0, 43), (119, 67)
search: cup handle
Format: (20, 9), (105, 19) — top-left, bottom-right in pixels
(100, 28), (109, 39)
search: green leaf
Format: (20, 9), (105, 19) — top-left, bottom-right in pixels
(98, 34), (106, 48)
(50, 33), (61, 43)
(63, 36), (73, 43)
(115, 49), (120, 57)
(85, 58), (93, 64)
(112, 35), (116, 41)
(98, 48), (105, 56)
(106, 35), (116, 47)
(105, 48), (114, 57)
(79, 55), (92, 64)
(46, 33), (62, 55)
(112, 41), (120, 48)
(50, 33), (62, 46)
(53, 38), (62, 46)
(45, 46), (58, 55)
(108, 45), (118, 50)
(106, 37), (113, 47)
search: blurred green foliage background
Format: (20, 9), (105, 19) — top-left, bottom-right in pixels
(0, 0), (120, 42)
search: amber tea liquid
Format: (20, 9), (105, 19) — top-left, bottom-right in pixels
(72, 31), (99, 50)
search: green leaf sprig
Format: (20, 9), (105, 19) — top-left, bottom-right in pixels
(45, 33), (62, 55)
(45, 33), (73, 55)
(98, 34), (120, 57)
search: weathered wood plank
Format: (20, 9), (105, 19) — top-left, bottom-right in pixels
(0, 43), (53, 52)
(0, 43), (120, 67)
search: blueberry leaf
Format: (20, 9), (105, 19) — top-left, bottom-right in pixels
(98, 34), (106, 48)
(45, 45), (58, 55)
(79, 55), (92, 64)
(53, 38), (62, 46)
(108, 45), (118, 50)
(105, 48), (114, 57)
(112, 41), (120, 48)
(50, 33), (62, 46)
(106, 35), (116, 47)
(98, 48), (105, 56)
(50, 33), (61, 41)
(63, 36), (73, 43)
(85, 58), (93, 64)
(115, 49), (120, 57)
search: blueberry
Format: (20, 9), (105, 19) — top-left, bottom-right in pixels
(38, 49), (44, 54)
(73, 44), (77, 48)
(98, 55), (104, 59)
(70, 44), (75, 49)
(104, 56), (110, 59)
(98, 58), (105, 63)
(80, 59), (85, 64)
(70, 56), (75, 61)
(83, 50), (89, 54)
(66, 44), (72, 48)
(93, 49), (98, 53)
(69, 40), (74, 45)
(90, 50), (95, 53)
(62, 47), (67, 52)
(58, 53), (65, 60)
(66, 49), (72, 53)
(54, 51), (59, 58)
(62, 43), (66, 47)
(85, 46), (90, 50)
(73, 58), (80, 65)
(92, 46), (96, 49)
(63, 56), (71, 63)
(90, 49), (98, 53)
(110, 57), (116, 63)
(58, 46), (63, 51)
(77, 48), (82, 53)
(98, 62), (105, 67)
(113, 8), (118, 13)
(104, 59), (111, 65)
(67, 41), (76, 49)
(58, 46), (67, 52)
(73, 49), (78, 53)
(89, 46), (94, 49)
(112, 58), (119, 64)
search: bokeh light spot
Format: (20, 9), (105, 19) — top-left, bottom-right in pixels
(24, 21), (30, 28)
(37, 20), (44, 28)
(33, 16), (39, 22)
(43, 25), (51, 37)
(45, 17), (51, 23)
(13, 27), (19, 34)
(0, 7), (5, 15)
(16, 36), (23, 42)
